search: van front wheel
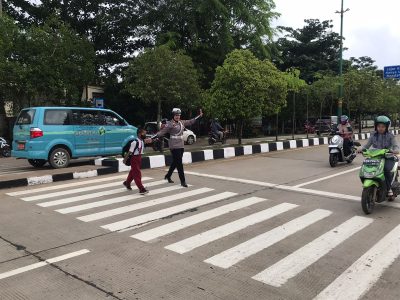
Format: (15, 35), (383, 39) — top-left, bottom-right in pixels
(28, 159), (47, 168)
(49, 148), (70, 168)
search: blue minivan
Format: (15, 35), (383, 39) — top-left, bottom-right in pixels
(12, 107), (137, 168)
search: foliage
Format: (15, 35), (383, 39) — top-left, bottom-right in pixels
(205, 49), (287, 143)
(276, 19), (345, 83)
(136, 0), (280, 87)
(0, 14), (95, 113)
(124, 46), (202, 125)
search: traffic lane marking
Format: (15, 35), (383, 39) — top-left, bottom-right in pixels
(0, 249), (90, 280)
(314, 224), (400, 300)
(293, 166), (361, 188)
(6, 174), (129, 197)
(204, 209), (332, 269)
(252, 216), (373, 287)
(165, 203), (298, 254)
(181, 171), (400, 210)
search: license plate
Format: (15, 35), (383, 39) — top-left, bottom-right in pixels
(18, 143), (25, 150)
(363, 159), (380, 166)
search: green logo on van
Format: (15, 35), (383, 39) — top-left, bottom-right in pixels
(99, 127), (106, 135)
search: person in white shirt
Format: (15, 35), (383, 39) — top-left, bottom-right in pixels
(123, 128), (149, 194)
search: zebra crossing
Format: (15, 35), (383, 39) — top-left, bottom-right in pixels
(6, 174), (400, 299)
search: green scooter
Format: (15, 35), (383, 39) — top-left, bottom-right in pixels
(359, 149), (399, 214)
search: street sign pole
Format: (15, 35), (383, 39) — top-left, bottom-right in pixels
(336, 0), (349, 118)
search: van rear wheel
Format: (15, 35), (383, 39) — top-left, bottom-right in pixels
(28, 159), (47, 168)
(49, 148), (70, 168)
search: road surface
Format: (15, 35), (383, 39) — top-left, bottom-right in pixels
(1, 143), (399, 299)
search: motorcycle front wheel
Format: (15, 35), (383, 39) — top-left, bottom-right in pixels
(329, 153), (338, 167)
(208, 138), (214, 145)
(361, 186), (376, 214)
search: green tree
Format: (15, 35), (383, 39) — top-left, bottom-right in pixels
(283, 68), (306, 137)
(3, 0), (149, 76)
(142, 0), (279, 86)
(0, 15), (95, 113)
(124, 46), (202, 126)
(205, 49), (287, 144)
(276, 19), (345, 83)
(344, 69), (383, 132)
(310, 74), (340, 125)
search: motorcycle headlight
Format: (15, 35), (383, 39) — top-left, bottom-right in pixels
(330, 136), (339, 144)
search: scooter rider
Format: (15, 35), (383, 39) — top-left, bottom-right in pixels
(151, 108), (203, 187)
(337, 115), (354, 157)
(211, 118), (224, 140)
(358, 116), (399, 197)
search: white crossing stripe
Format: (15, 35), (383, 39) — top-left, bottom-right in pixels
(132, 197), (267, 242)
(204, 209), (332, 269)
(78, 188), (213, 222)
(165, 203), (298, 254)
(314, 224), (400, 300)
(20, 177), (150, 201)
(252, 216), (373, 287)
(56, 185), (183, 214)
(102, 192), (237, 232)
(0, 249), (90, 280)
(38, 179), (162, 207)
(6, 175), (130, 197)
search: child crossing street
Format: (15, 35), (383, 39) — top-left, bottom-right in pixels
(123, 128), (150, 195)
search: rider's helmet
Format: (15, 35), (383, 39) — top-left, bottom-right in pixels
(172, 108), (181, 116)
(340, 115), (349, 125)
(375, 115), (391, 132)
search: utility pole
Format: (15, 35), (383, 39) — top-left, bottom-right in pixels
(336, 0), (350, 118)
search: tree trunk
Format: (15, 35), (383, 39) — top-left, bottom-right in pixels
(238, 120), (244, 145)
(358, 112), (362, 134)
(276, 113), (279, 141)
(157, 100), (162, 130)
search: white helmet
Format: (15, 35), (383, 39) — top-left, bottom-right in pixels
(172, 108), (181, 115)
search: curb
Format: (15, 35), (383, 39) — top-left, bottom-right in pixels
(0, 166), (118, 190)
(97, 131), (396, 172)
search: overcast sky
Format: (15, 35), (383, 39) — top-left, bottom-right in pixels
(272, 0), (400, 68)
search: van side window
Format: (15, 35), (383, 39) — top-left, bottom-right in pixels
(44, 110), (70, 125)
(72, 110), (102, 126)
(101, 111), (125, 126)
(16, 109), (36, 125)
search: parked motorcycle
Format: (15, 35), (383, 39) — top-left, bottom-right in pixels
(359, 149), (400, 214)
(328, 133), (359, 167)
(208, 131), (227, 145)
(0, 137), (11, 157)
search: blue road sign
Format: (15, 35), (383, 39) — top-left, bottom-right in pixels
(93, 98), (105, 108)
(384, 65), (400, 79)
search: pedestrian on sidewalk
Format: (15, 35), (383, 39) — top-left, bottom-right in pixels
(123, 128), (150, 194)
(151, 108), (203, 187)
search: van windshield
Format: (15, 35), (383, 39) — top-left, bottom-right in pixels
(16, 109), (36, 125)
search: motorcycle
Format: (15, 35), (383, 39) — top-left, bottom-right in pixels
(328, 133), (359, 167)
(0, 137), (11, 157)
(208, 131), (227, 145)
(359, 149), (400, 214)
(151, 137), (169, 152)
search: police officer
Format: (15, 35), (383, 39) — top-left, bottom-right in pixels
(151, 108), (203, 187)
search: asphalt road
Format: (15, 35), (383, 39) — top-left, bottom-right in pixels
(1, 143), (400, 299)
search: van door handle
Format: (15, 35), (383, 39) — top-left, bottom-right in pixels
(106, 129), (112, 132)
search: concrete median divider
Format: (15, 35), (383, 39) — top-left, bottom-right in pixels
(95, 132), (388, 173)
